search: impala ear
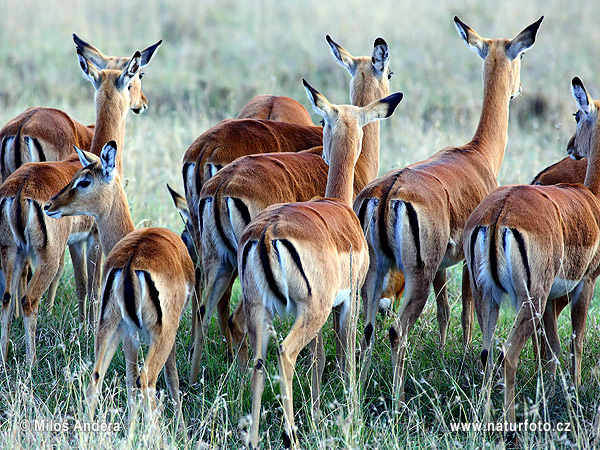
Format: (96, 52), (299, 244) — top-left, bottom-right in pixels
(303, 79), (334, 121)
(74, 146), (99, 167)
(73, 34), (109, 69)
(118, 51), (142, 89)
(572, 77), (595, 116)
(140, 40), (162, 67)
(167, 184), (191, 223)
(359, 92), (403, 127)
(100, 141), (118, 182)
(372, 37), (390, 75)
(77, 48), (102, 90)
(454, 16), (488, 59)
(326, 35), (357, 75)
(506, 16), (543, 60)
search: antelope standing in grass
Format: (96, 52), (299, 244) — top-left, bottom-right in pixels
(189, 36), (396, 382)
(45, 142), (194, 423)
(0, 49), (152, 365)
(353, 16), (543, 399)
(0, 35), (161, 320)
(236, 94), (314, 125)
(0, 34), (160, 181)
(464, 77), (600, 425)
(240, 80), (403, 449)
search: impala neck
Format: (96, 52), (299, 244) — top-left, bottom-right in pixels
(584, 128), (600, 196)
(470, 61), (513, 176)
(95, 180), (135, 255)
(325, 132), (360, 207)
(90, 95), (128, 176)
(351, 82), (386, 183)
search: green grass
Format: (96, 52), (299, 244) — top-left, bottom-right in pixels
(1, 0), (600, 448)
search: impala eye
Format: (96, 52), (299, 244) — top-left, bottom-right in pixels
(139, 72), (145, 80)
(76, 179), (91, 189)
(319, 119), (325, 126)
(574, 112), (580, 123)
(388, 71), (394, 80)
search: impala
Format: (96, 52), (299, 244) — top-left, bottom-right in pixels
(0, 49), (151, 365)
(190, 36), (395, 382)
(353, 16), (543, 399)
(236, 94), (314, 125)
(240, 80), (402, 449)
(463, 77), (600, 425)
(45, 142), (194, 423)
(0, 34), (160, 181)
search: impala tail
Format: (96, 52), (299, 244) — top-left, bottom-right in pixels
(100, 257), (163, 332)
(1, 185), (49, 250)
(0, 125), (46, 181)
(240, 226), (311, 317)
(468, 220), (531, 309)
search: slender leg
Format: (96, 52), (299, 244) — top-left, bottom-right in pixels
(389, 274), (432, 407)
(0, 249), (24, 365)
(247, 299), (272, 450)
(87, 321), (123, 418)
(123, 337), (140, 421)
(230, 299), (249, 367)
(433, 269), (450, 347)
(86, 231), (103, 326)
(359, 258), (389, 389)
(68, 243), (88, 322)
(308, 330), (325, 420)
(461, 263), (474, 348)
(503, 295), (545, 424)
(22, 254), (61, 365)
(570, 280), (593, 385)
(278, 303), (331, 449)
(541, 297), (560, 376)
(46, 248), (66, 312)
(216, 274), (236, 358)
(164, 342), (185, 430)
(189, 261), (235, 384)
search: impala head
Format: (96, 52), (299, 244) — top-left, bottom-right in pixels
(454, 16), (543, 100)
(303, 79), (403, 166)
(327, 35), (392, 102)
(77, 49), (146, 115)
(567, 77), (600, 160)
(73, 34), (161, 114)
(167, 184), (197, 264)
(45, 141), (119, 219)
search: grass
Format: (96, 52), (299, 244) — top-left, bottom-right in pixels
(1, 0), (600, 448)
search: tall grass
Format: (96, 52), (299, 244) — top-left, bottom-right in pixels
(1, 0), (600, 448)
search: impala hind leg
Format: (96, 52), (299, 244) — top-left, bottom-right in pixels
(389, 275), (432, 406)
(278, 304), (331, 449)
(46, 248), (66, 312)
(123, 337), (140, 420)
(189, 262), (235, 383)
(22, 255), (62, 365)
(541, 297), (560, 377)
(138, 328), (178, 424)
(359, 259), (389, 388)
(503, 295), (545, 424)
(570, 279), (593, 385)
(461, 263), (474, 348)
(164, 342), (185, 429)
(246, 297), (272, 450)
(308, 329), (325, 420)
(0, 250), (24, 365)
(433, 269), (450, 347)
(229, 300), (249, 367)
(86, 320), (123, 418)
(216, 274), (236, 357)
(69, 243), (88, 322)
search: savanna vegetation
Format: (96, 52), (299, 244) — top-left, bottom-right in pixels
(0, 0), (599, 448)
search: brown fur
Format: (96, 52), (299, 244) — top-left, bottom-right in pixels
(188, 37), (393, 381)
(46, 144), (193, 424)
(352, 16), (543, 402)
(0, 50), (152, 366)
(238, 83), (402, 449)
(236, 95), (314, 125)
(531, 156), (587, 185)
(464, 77), (600, 425)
